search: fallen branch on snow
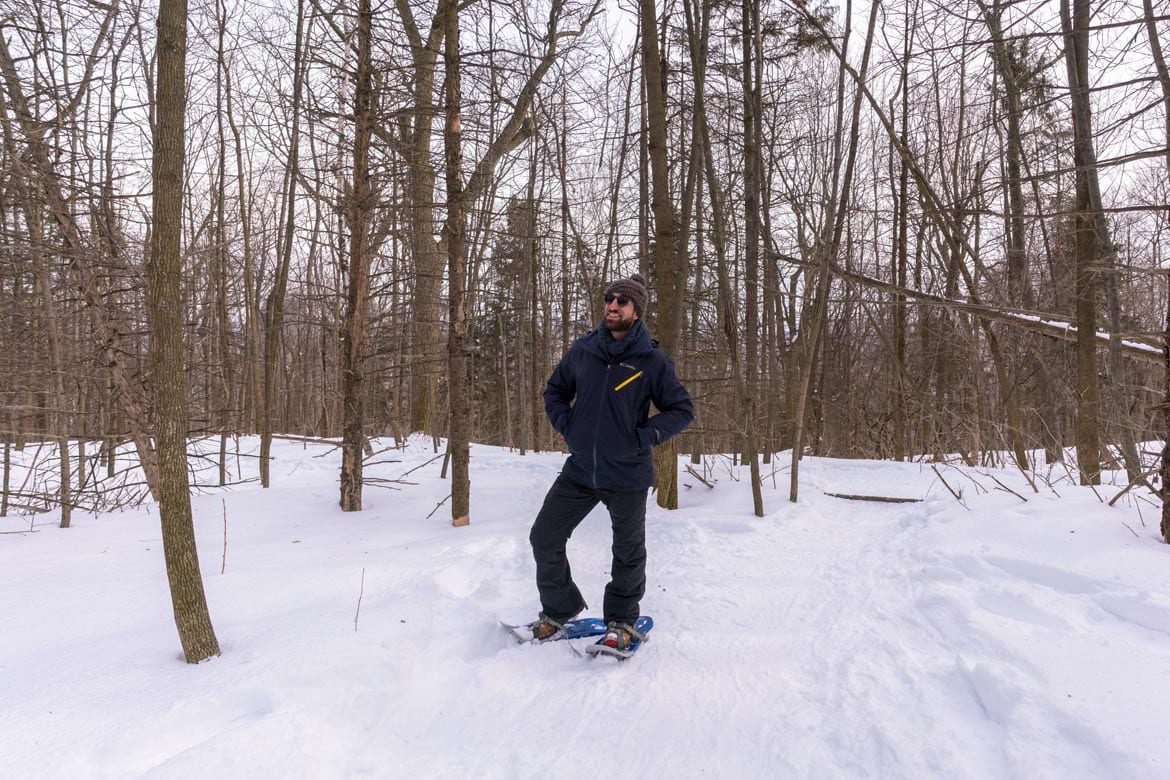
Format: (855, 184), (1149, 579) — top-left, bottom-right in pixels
(824, 492), (921, 504)
(685, 465), (715, 489)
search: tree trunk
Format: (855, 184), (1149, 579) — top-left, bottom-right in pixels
(443, 0), (471, 527)
(2, 440), (9, 517)
(639, 0), (683, 509)
(26, 187), (72, 527)
(224, 29), (261, 436)
(1142, 0), (1170, 540)
(982, 0), (1040, 472)
(980, 1), (1033, 310)
(259, 0), (306, 488)
(892, 19), (910, 461)
(150, 0), (220, 664)
(1059, 0), (1139, 483)
(1061, 0), (1104, 485)
(340, 0), (375, 512)
(738, 0), (764, 514)
(213, 0), (235, 486)
(395, 0), (446, 436)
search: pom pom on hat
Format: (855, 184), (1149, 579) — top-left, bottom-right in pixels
(604, 273), (648, 316)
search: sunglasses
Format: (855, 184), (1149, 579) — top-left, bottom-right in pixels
(604, 293), (631, 306)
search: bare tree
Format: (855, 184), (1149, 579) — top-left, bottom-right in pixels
(1142, 0), (1170, 540)
(0, 12), (162, 501)
(639, 0), (685, 510)
(150, 0), (220, 664)
(788, 0), (876, 502)
(1060, 0), (1105, 485)
(340, 0), (375, 512)
(441, 0), (471, 527)
(260, 0), (308, 488)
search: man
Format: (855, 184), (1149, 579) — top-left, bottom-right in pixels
(528, 273), (694, 650)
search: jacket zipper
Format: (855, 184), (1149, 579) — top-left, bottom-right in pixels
(591, 363), (611, 488)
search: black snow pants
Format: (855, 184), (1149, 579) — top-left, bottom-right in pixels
(529, 473), (648, 626)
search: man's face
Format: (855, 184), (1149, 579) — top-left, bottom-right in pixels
(603, 292), (639, 333)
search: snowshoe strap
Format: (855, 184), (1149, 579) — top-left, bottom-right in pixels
(530, 613), (570, 640)
(534, 613), (567, 631)
(609, 622), (648, 643)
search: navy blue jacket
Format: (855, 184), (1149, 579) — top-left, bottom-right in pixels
(544, 320), (694, 491)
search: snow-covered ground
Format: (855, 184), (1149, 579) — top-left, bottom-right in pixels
(2, 437), (1169, 778)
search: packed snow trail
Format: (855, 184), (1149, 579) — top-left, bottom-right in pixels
(1, 438), (1168, 778)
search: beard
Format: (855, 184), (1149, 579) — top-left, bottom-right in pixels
(604, 311), (638, 334)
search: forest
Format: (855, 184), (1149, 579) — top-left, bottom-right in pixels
(2, 0), (1169, 578)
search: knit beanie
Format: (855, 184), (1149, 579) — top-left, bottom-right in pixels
(604, 273), (648, 317)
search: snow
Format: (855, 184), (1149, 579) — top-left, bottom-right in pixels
(2, 437), (1169, 778)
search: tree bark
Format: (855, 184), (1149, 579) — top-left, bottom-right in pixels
(1061, 0), (1104, 485)
(640, 0), (683, 509)
(443, 0), (471, 527)
(340, 0), (375, 512)
(739, 0), (764, 514)
(1059, 0), (1139, 484)
(892, 7), (912, 461)
(150, 0), (220, 663)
